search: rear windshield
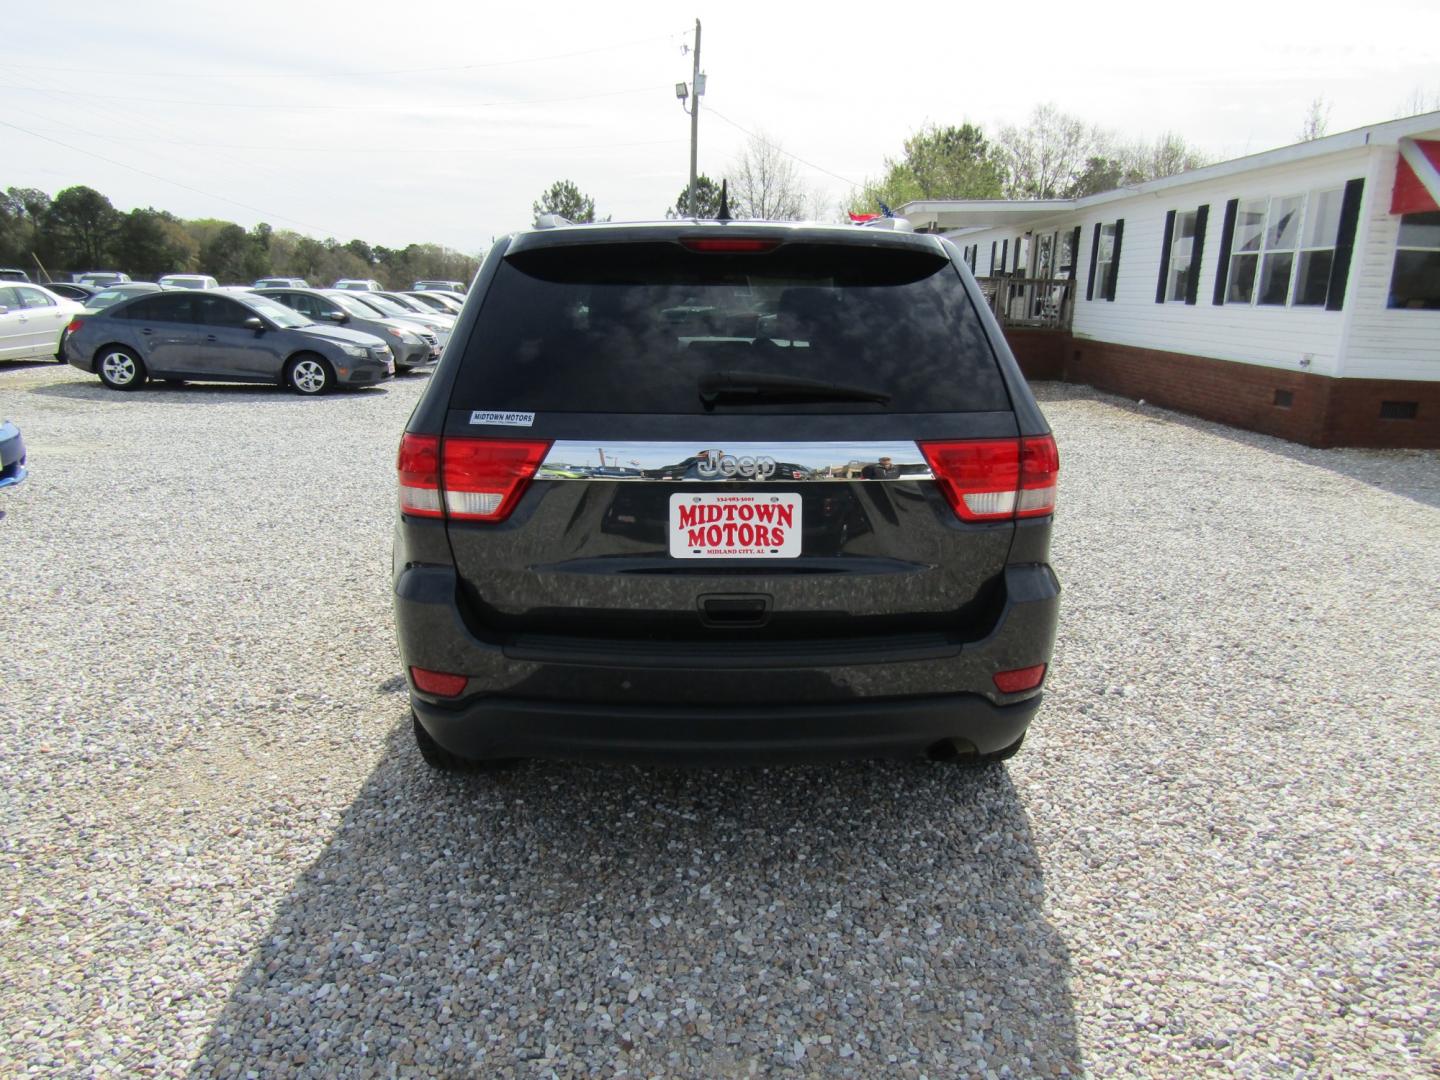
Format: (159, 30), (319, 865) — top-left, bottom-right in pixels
(449, 242), (1006, 414)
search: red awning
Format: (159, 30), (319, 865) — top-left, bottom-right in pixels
(1391, 139), (1440, 214)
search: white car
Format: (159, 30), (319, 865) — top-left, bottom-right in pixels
(0, 283), (85, 363)
(333, 278), (384, 292)
(159, 274), (218, 290)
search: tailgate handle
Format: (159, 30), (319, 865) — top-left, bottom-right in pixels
(699, 593), (772, 628)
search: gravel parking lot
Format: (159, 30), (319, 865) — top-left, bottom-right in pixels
(1, 361), (1437, 1078)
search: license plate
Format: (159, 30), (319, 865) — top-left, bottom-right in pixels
(669, 492), (801, 559)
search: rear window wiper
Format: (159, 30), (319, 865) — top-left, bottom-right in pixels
(699, 370), (891, 410)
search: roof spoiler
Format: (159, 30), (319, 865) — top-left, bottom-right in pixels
(534, 214), (573, 229)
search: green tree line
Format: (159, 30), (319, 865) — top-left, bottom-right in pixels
(0, 184), (481, 288)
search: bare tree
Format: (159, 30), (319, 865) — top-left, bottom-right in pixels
(726, 132), (807, 220)
(1395, 86), (1440, 118)
(1299, 96), (1331, 141)
(995, 104), (1104, 199)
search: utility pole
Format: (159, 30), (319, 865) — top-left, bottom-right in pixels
(687, 19), (702, 218)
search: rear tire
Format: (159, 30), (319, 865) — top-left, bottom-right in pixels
(983, 733), (1025, 763)
(96, 346), (147, 391)
(413, 713), (466, 770)
(411, 712), (518, 772)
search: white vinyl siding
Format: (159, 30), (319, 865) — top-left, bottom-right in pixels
(1338, 142), (1440, 381)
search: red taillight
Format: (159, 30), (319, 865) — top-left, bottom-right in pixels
(993, 664), (1047, 693)
(1017, 435), (1059, 518)
(67, 318), (85, 334)
(679, 238), (782, 253)
(410, 666), (468, 697)
(442, 437), (551, 521)
(919, 435), (1058, 522)
(397, 433), (442, 517)
(398, 434), (553, 522)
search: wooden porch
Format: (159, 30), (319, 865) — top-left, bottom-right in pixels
(974, 275), (1076, 331)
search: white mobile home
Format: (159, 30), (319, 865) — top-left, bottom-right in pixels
(900, 112), (1440, 448)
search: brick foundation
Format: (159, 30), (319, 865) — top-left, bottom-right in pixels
(1002, 331), (1439, 449)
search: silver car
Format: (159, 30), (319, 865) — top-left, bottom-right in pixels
(403, 291), (464, 315)
(63, 290), (394, 394)
(347, 291), (455, 347)
(254, 288), (438, 370)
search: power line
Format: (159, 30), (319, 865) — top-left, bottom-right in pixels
(705, 106), (862, 189)
(8, 118), (685, 156)
(0, 118), (350, 237)
(2, 30), (692, 81)
(0, 80), (675, 112)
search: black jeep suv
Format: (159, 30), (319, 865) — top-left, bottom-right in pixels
(393, 221), (1059, 768)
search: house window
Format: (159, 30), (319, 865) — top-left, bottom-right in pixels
(1165, 210), (1199, 301)
(1226, 198), (1268, 303)
(1094, 224), (1116, 297)
(1228, 193), (1339, 306)
(1294, 188), (1343, 306)
(1387, 211), (1440, 310)
(1257, 195), (1303, 305)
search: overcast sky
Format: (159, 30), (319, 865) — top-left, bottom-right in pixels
(3, 0), (1437, 255)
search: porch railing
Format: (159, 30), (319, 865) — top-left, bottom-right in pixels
(975, 276), (1075, 331)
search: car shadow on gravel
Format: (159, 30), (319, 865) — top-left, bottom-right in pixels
(0, 358), (68, 374)
(192, 727), (1080, 1076)
(28, 381), (391, 403)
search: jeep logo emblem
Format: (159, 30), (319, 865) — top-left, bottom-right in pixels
(696, 451), (777, 479)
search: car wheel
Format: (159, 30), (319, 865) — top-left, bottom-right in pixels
(411, 712), (516, 772)
(285, 353), (333, 396)
(96, 347), (147, 391)
(983, 733), (1025, 763)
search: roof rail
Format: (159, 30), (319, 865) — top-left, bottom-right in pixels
(534, 214), (574, 229)
(861, 216), (914, 232)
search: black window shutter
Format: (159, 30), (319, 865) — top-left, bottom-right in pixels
(1185, 204), (1209, 306)
(1086, 223), (1101, 300)
(1213, 199), (1239, 305)
(1156, 209), (1177, 303)
(989, 241), (997, 274)
(1105, 219), (1124, 301)
(1326, 178), (1365, 312)
(1014, 238), (1022, 272)
(1068, 226), (1081, 280)
(1000, 239), (1009, 274)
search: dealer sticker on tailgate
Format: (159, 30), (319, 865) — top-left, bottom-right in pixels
(669, 492), (802, 559)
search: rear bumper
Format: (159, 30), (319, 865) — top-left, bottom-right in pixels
(412, 690), (1039, 762)
(394, 557), (1059, 761)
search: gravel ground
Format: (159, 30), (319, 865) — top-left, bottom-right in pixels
(1, 360), (1437, 1078)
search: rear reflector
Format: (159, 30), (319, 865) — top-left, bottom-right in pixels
(679, 238), (782, 254)
(919, 435), (1058, 522)
(410, 666), (468, 697)
(993, 664), (1046, 693)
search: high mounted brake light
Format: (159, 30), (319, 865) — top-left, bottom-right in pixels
(679, 238), (782, 254)
(919, 435), (1059, 522)
(397, 434), (551, 522)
